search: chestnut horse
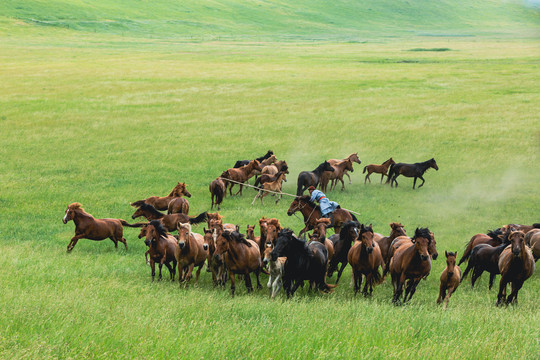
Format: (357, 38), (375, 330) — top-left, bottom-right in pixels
(131, 203), (207, 232)
(296, 161), (335, 195)
(363, 158), (395, 184)
(437, 251), (461, 310)
(458, 229), (503, 266)
(261, 160), (288, 177)
(497, 231), (535, 305)
(310, 218), (334, 261)
(347, 224), (384, 296)
(167, 197), (189, 215)
(385, 230), (438, 278)
(214, 231), (263, 296)
(62, 202), (143, 252)
(327, 220), (361, 284)
(319, 159), (354, 192)
(328, 153), (361, 185)
(286, 196), (354, 237)
(130, 182), (191, 210)
(222, 160), (262, 195)
(144, 220), (179, 281)
(386, 158), (438, 189)
(251, 170), (287, 205)
(209, 178), (226, 210)
(176, 223), (208, 286)
(525, 229), (540, 261)
(389, 228), (433, 304)
(253, 166), (289, 189)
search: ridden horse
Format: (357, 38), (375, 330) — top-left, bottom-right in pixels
(296, 161), (335, 195)
(386, 158), (438, 189)
(263, 244), (286, 299)
(131, 203), (207, 232)
(251, 171), (287, 205)
(375, 222), (407, 269)
(389, 228), (433, 304)
(176, 223), (208, 286)
(327, 220), (361, 283)
(319, 159), (354, 192)
(270, 229), (335, 297)
(497, 231), (535, 305)
(363, 158), (396, 184)
(287, 196), (354, 237)
(437, 251), (461, 310)
(309, 218), (335, 261)
(209, 178), (226, 211)
(222, 160), (262, 195)
(62, 202), (143, 252)
(328, 153), (361, 185)
(461, 238), (511, 290)
(525, 229), (540, 261)
(254, 165), (289, 188)
(144, 220), (179, 281)
(233, 150), (273, 168)
(130, 182), (192, 210)
(167, 197), (189, 215)
(458, 229), (503, 266)
(347, 224), (384, 296)
(214, 231), (263, 296)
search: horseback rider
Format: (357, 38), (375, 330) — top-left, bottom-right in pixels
(308, 186), (339, 220)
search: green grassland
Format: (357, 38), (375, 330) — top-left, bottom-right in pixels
(0, 0), (539, 359)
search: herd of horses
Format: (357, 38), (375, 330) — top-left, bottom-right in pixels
(62, 171), (537, 306)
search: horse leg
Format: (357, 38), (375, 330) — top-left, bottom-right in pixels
(488, 273), (496, 290)
(403, 279), (414, 302)
(171, 260), (177, 281)
(184, 264), (195, 286)
(336, 262), (347, 284)
(267, 273), (273, 296)
(413, 177), (418, 190)
(418, 176), (426, 188)
(120, 237), (128, 251)
(251, 191), (261, 205)
(364, 173), (370, 184)
(362, 274), (370, 296)
(442, 287), (455, 310)
(345, 172), (352, 185)
(496, 276), (508, 306)
(164, 262), (173, 281)
(150, 259), (156, 281)
(255, 269), (262, 290)
(229, 272), (236, 296)
(244, 272), (253, 293)
(471, 268), (482, 289)
(380, 173), (385, 184)
(393, 273), (405, 304)
(437, 284), (446, 304)
(67, 235), (84, 252)
(194, 264), (203, 286)
(158, 263), (163, 281)
(339, 177), (345, 191)
(506, 280), (523, 305)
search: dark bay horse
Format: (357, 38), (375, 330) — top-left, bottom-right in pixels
(62, 202), (143, 252)
(497, 231), (535, 305)
(131, 203), (207, 232)
(234, 150), (273, 168)
(437, 251), (461, 310)
(309, 218), (334, 261)
(130, 182), (191, 210)
(386, 158), (438, 189)
(347, 224), (384, 296)
(327, 220), (361, 284)
(389, 228), (433, 304)
(270, 229), (335, 297)
(209, 177), (226, 210)
(144, 220), (179, 281)
(296, 161), (334, 195)
(461, 240), (510, 290)
(458, 229), (503, 266)
(214, 231), (263, 296)
(286, 196), (354, 237)
(363, 158), (395, 184)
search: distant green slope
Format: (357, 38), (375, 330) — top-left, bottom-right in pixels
(0, 0), (538, 39)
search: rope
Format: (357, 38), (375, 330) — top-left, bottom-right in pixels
(218, 177), (361, 218)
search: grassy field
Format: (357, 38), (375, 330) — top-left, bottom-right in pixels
(1, 1), (539, 359)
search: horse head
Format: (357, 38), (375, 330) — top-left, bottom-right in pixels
(145, 220), (166, 247)
(322, 161), (335, 172)
(360, 223), (374, 254)
(445, 251), (457, 277)
(390, 222), (406, 238)
(509, 231), (525, 257)
(176, 222), (192, 249)
(175, 182), (192, 198)
(430, 158), (439, 171)
(214, 230), (232, 260)
(63, 202), (83, 224)
(246, 225), (256, 240)
(271, 228), (300, 261)
(412, 227), (431, 261)
(203, 228), (214, 253)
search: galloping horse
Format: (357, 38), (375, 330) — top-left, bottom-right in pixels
(261, 160), (288, 177)
(461, 238), (510, 290)
(389, 228), (433, 304)
(251, 171), (287, 205)
(327, 220), (361, 284)
(497, 231), (535, 305)
(386, 158), (438, 189)
(363, 158), (395, 184)
(254, 166), (289, 189)
(458, 229), (503, 266)
(144, 220), (179, 281)
(209, 178), (226, 210)
(437, 251), (461, 309)
(234, 150), (273, 168)
(131, 203), (207, 232)
(347, 224), (384, 296)
(263, 244), (286, 299)
(62, 202), (143, 252)
(176, 223), (208, 286)
(286, 196), (354, 237)
(214, 231), (263, 296)
(328, 153), (361, 185)
(130, 182), (191, 210)
(222, 160), (262, 195)
(319, 159), (354, 192)
(296, 161), (335, 195)
(375, 222), (406, 268)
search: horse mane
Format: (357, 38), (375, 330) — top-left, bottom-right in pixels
(68, 202), (84, 211)
(268, 218), (281, 229)
(412, 227), (432, 243)
(317, 218), (331, 226)
(487, 228), (503, 241)
(139, 203), (165, 217)
(178, 222), (191, 233)
(224, 231), (252, 247)
(148, 220), (168, 237)
(314, 161), (330, 172)
(390, 222), (404, 229)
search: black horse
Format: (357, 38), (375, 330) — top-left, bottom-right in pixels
(327, 220), (361, 284)
(270, 229), (335, 297)
(233, 150), (274, 168)
(386, 158), (438, 189)
(296, 161), (335, 195)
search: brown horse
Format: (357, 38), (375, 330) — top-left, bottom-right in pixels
(222, 160), (262, 195)
(208, 220), (229, 285)
(497, 231), (535, 305)
(144, 220), (179, 281)
(319, 159), (354, 192)
(501, 223), (540, 235)
(347, 224), (384, 296)
(208, 178), (226, 211)
(286, 196), (354, 237)
(387, 158), (438, 189)
(251, 171), (287, 205)
(437, 251), (461, 309)
(389, 228), (433, 304)
(328, 153), (361, 185)
(363, 158), (396, 184)
(525, 229), (540, 261)
(375, 222), (406, 269)
(214, 231), (263, 296)
(310, 218), (335, 261)
(131, 203), (207, 232)
(458, 229), (503, 266)
(131, 182), (191, 210)
(253, 166), (289, 189)
(62, 202), (143, 252)
(264, 218), (282, 248)
(261, 160), (288, 177)
(327, 220), (361, 284)
(167, 197), (189, 215)
(176, 223), (208, 286)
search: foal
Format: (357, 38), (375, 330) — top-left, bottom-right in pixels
(363, 158), (395, 184)
(437, 251), (461, 309)
(263, 244), (286, 299)
(251, 171), (287, 205)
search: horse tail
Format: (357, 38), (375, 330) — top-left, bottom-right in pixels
(253, 177), (262, 189)
(350, 212), (358, 222)
(372, 269), (383, 285)
(130, 200), (146, 208)
(119, 220), (146, 228)
(189, 211), (208, 225)
(213, 183), (224, 204)
(458, 237), (475, 266)
(385, 164), (395, 184)
(296, 174), (305, 196)
(363, 166), (367, 174)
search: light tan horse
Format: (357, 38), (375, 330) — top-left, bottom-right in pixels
(363, 158), (396, 184)
(328, 153), (361, 185)
(251, 171), (287, 205)
(176, 222), (208, 286)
